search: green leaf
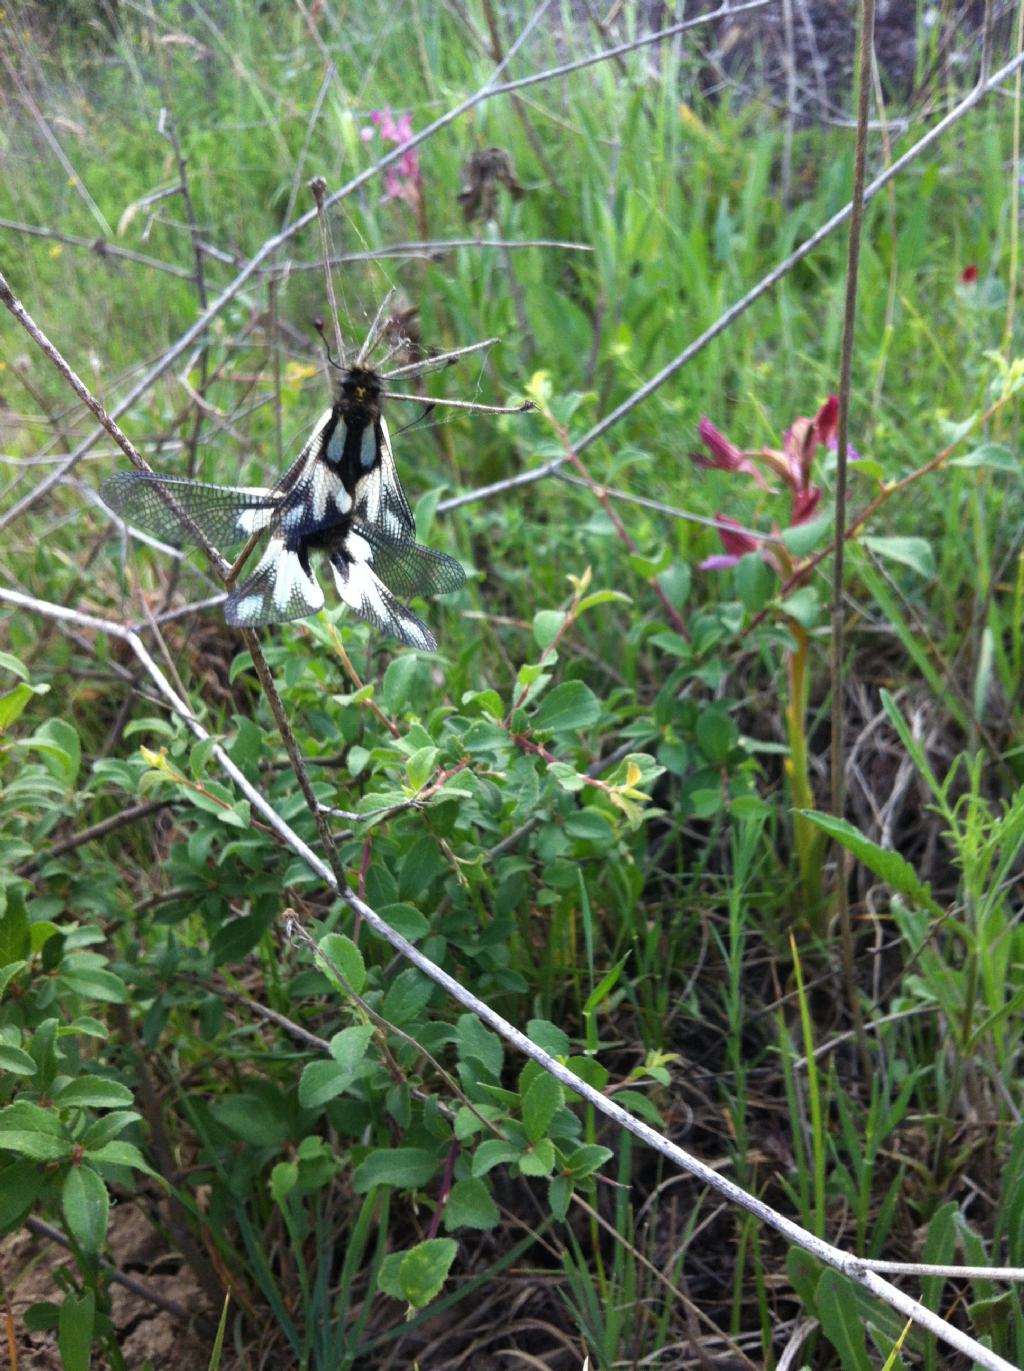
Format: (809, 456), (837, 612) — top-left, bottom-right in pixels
(330, 1023), (375, 1073)
(0, 683), (47, 730)
(735, 552), (774, 612)
(0, 650), (29, 681)
(63, 1165), (109, 1254)
(799, 812), (943, 917)
(270, 1160), (298, 1204)
(382, 968), (433, 1025)
(565, 1144), (613, 1178)
(518, 1137), (556, 1176)
(815, 1269), (872, 1371)
(0, 1159), (42, 1228)
(583, 954), (630, 1013)
(576, 588), (633, 613)
(949, 442), (1019, 471)
(861, 535), (935, 579)
(398, 1237), (458, 1308)
(54, 1077), (135, 1109)
(211, 1096), (290, 1148)
(534, 681), (601, 733)
(695, 708), (736, 764)
(352, 1147), (438, 1193)
(533, 609), (566, 649)
(80, 1111), (141, 1150)
(472, 1139), (523, 1176)
(382, 654), (422, 713)
(318, 933), (366, 995)
(780, 514), (830, 555)
(58, 1291), (95, 1371)
(210, 912), (268, 965)
(0, 961), (29, 998)
(0, 1044), (36, 1075)
(229, 650), (253, 684)
(31, 718), (81, 786)
(0, 1128), (72, 1161)
(456, 1014), (503, 1079)
(443, 1177), (499, 1231)
(628, 545), (673, 579)
(405, 745), (438, 791)
(527, 1020), (570, 1057)
(378, 902), (429, 942)
(549, 1175), (572, 1220)
(58, 965), (128, 1003)
(83, 1141), (161, 1179)
(377, 1251), (405, 1300)
(299, 1060), (357, 1109)
(564, 809), (615, 846)
(779, 586), (821, 629)
(0, 890), (31, 964)
(521, 1071), (563, 1143)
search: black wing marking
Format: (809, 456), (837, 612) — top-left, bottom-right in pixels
(269, 409), (357, 541)
(100, 472), (279, 548)
(356, 520), (466, 601)
(224, 537), (325, 627)
(328, 547), (437, 651)
(350, 417), (415, 541)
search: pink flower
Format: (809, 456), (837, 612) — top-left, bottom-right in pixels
(961, 264), (978, 284)
(813, 395), (838, 449)
(697, 395), (849, 575)
(699, 515), (758, 571)
(363, 107), (422, 209)
(694, 418), (770, 488)
(791, 485), (822, 525)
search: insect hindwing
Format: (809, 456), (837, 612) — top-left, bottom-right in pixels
(225, 537), (325, 628)
(329, 529), (437, 651)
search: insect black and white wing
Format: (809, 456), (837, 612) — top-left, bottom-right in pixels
(356, 520), (466, 601)
(100, 472), (280, 547)
(327, 531), (438, 652)
(224, 538), (325, 628)
(271, 409), (357, 537)
(347, 416), (415, 542)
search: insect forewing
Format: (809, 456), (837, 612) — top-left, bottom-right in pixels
(100, 472), (279, 548)
(350, 417), (415, 540)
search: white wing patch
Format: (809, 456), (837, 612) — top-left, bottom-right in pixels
(330, 550), (435, 651)
(224, 537), (324, 627)
(359, 424), (377, 469)
(236, 487), (277, 536)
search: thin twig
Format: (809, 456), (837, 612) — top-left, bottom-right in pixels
(0, 219), (195, 278)
(17, 799), (170, 877)
(830, 0), (875, 1074)
(23, 1216), (192, 1322)
(0, 272), (230, 577)
(254, 238), (593, 273)
(1, 583), (1019, 1371)
(283, 62), (336, 227)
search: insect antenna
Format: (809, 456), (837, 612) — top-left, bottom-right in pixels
(313, 316), (344, 371)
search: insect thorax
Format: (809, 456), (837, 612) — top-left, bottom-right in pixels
(335, 366), (383, 428)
